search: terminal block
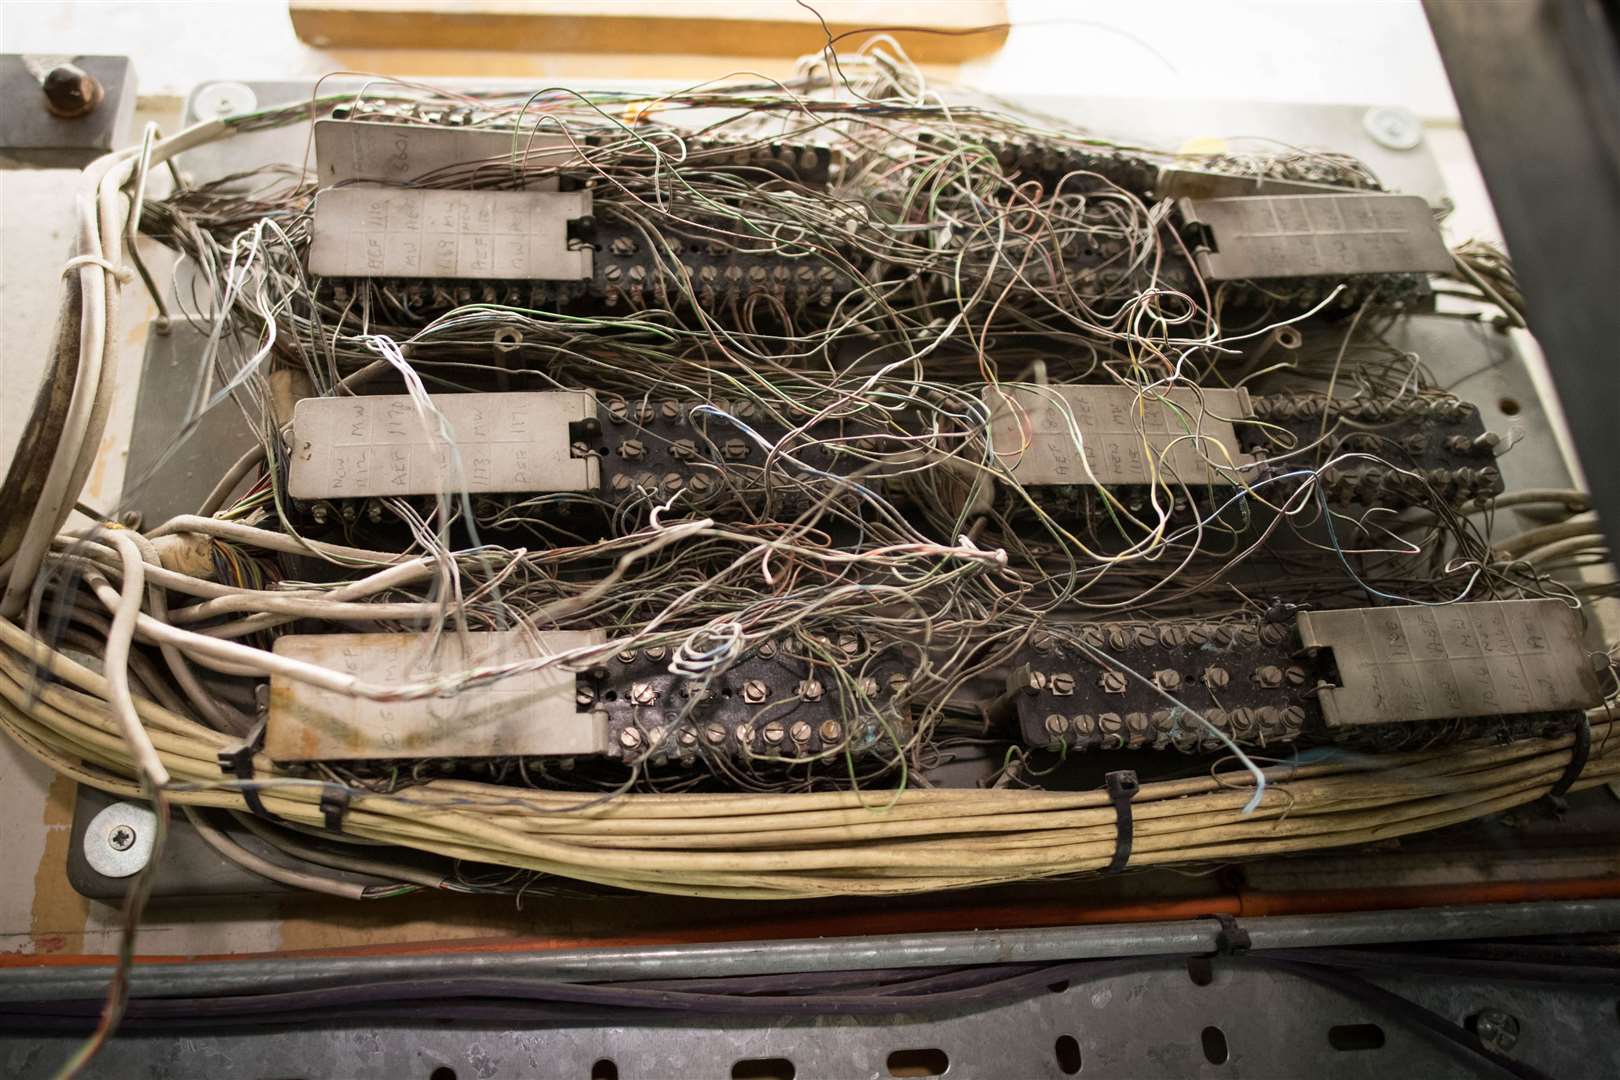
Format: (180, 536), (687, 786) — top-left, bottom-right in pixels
(1006, 599), (1600, 754)
(591, 634), (912, 766)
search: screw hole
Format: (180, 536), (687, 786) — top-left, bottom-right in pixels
(1186, 957), (1214, 986)
(430, 1069), (457, 1080)
(1328, 1023), (1385, 1051)
(886, 1048), (949, 1077)
(590, 1060), (618, 1080)
(1201, 1026), (1229, 1065)
(1047, 979), (1070, 994)
(732, 1058), (795, 1080)
(603, 690), (617, 702)
(1055, 1034), (1083, 1075)
(1498, 397), (1521, 416)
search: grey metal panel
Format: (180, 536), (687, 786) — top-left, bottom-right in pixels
(0, 55), (136, 169)
(267, 629), (608, 760)
(5, 957), (1615, 1079)
(118, 320), (260, 524)
(288, 391), (599, 499)
(1183, 193), (1453, 279)
(1424, 0), (1620, 560)
(1298, 599), (1602, 727)
(307, 187), (593, 279)
(986, 384), (1255, 487)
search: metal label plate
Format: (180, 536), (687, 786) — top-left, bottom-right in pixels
(287, 392), (599, 500)
(985, 384), (1256, 486)
(313, 118), (579, 189)
(267, 630), (607, 760)
(1298, 599), (1601, 727)
(308, 187), (593, 279)
(1182, 193), (1453, 279)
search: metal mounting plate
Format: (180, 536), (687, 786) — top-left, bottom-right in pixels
(1182, 193), (1452, 279)
(288, 391), (599, 499)
(1298, 599), (1602, 727)
(985, 384), (1255, 487)
(308, 186), (593, 279)
(266, 630), (608, 760)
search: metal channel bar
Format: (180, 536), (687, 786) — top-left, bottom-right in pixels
(5, 899), (1618, 1004)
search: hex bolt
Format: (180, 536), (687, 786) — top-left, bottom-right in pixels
(107, 824), (137, 852)
(43, 64), (103, 118)
(1049, 672), (1076, 696)
(789, 720), (813, 743)
(818, 719), (844, 743)
(742, 679), (769, 703)
(1203, 665), (1230, 688)
(1471, 1010), (1519, 1054)
(1099, 670), (1128, 694)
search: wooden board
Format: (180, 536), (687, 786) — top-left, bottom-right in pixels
(290, 1), (1009, 62)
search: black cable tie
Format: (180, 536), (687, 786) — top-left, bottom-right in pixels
(1547, 713), (1591, 806)
(1104, 769), (1139, 874)
(1204, 912), (1252, 956)
(216, 716), (278, 822)
(319, 785), (351, 833)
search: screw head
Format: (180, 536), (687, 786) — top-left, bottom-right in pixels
(1471, 1009), (1519, 1053)
(1050, 672), (1076, 696)
(43, 64), (103, 119)
(742, 679), (769, 703)
(107, 825), (136, 852)
(1363, 105), (1423, 150)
